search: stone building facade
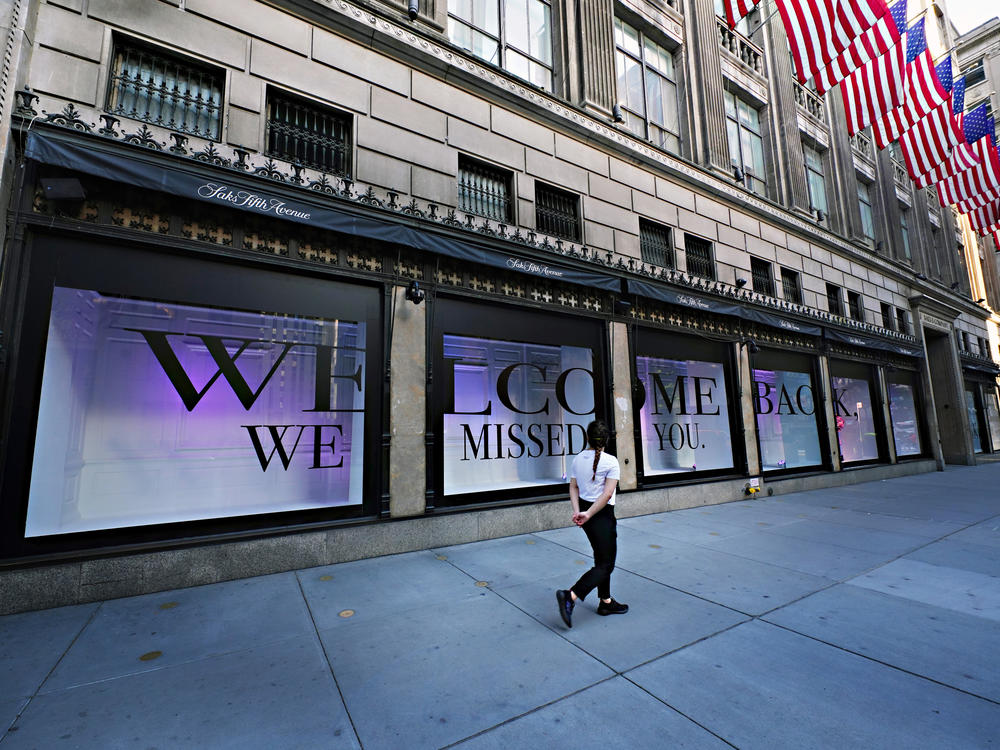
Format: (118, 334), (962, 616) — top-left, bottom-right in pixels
(0, 0), (998, 613)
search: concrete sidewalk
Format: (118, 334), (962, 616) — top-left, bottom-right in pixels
(2, 465), (1000, 749)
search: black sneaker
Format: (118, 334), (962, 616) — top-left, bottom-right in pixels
(556, 589), (574, 628)
(597, 598), (629, 616)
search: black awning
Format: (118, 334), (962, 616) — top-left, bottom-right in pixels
(823, 328), (924, 357)
(25, 129), (621, 292)
(628, 279), (823, 336)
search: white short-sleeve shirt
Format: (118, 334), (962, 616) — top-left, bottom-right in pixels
(571, 449), (621, 505)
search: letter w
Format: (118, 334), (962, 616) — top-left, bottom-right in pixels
(127, 329), (294, 411)
(243, 425), (307, 470)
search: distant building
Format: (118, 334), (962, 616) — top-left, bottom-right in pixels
(0, 0), (998, 612)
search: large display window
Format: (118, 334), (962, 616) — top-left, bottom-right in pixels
(752, 350), (825, 473)
(965, 385), (986, 453)
(986, 386), (1000, 454)
(829, 360), (886, 465)
(433, 297), (606, 506)
(886, 369), (925, 458)
(633, 331), (740, 479)
(2, 234), (382, 557)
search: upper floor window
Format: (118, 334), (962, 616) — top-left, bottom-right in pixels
(266, 89), (352, 177)
(880, 302), (894, 330)
(781, 267), (802, 305)
(751, 257), (775, 296)
(684, 234), (715, 280)
(724, 91), (766, 196)
(848, 291), (864, 322)
(459, 155), (513, 222)
(804, 144), (827, 215)
(639, 218), (674, 269)
(965, 59), (986, 87)
(614, 19), (681, 154)
(535, 182), (580, 242)
(857, 180), (875, 243)
(961, 331), (971, 352)
(107, 37), (223, 140)
(448, 0), (553, 90)
(826, 283), (844, 317)
(896, 307), (911, 335)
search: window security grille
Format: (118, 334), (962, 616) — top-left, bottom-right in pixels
(750, 257), (775, 296)
(266, 91), (352, 177)
(848, 291), (864, 322)
(458, 157), (512, 222)
(639, 219), (674, 269)
(684, 235), (715, 280)
(827, 283), (844, 317)
(107, 39), (223, 140)
(780, 267), (802, 305)
(535, 183), (580, 242)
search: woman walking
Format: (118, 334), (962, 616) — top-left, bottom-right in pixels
(556, 419), (628, 628)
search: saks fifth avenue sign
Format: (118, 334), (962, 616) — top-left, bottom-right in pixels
(505, 257), (567, 279)
(198, 183), (313, 220)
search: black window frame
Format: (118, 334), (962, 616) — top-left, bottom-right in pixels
(781, 267), (803, 305)
(880, 301), (895, 330)
(684, 233), (715, 281)
(430, 295), (609, 509)
(847, 290), (864, 322)
(632, 326), (746, 485)
(750, 256), (775, 297)
(639, 218), (674, 269)
(458, 154), (514, 223)
(265, 87), (353, 177)
(0, 230), (384, 563)
(534, 182), (581, 242)
(896, 307), (910, 334)
(826, 283), (844, 318)
(106, 34), (225, 141)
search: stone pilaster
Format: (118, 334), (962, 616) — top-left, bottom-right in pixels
(817, 355), (842, 472)
(610, 322), (637, 490)
(575, 0), (616, 119)
(684, 0), (732, 174)
(737, 342), (761, 475)
(760, 15), (811, 213)
(389, 285), (427, 517)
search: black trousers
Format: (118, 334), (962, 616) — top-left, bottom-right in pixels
(570, 500), (617, 601)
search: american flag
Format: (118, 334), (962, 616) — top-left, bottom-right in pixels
(841, 16), (916, 137)
(913, 140), (980, 188)
(899, 100), (965, 179)
(966, 199), (1000, 234)
(723, 0), (763, 29)
(964, 104), (993, 145)
(814, 0), (906, 95)
(779, 0), (887, 84)
(872, 27), (950, 148)
(952, 76), (966, 121)
(938, 138), (1000, 208)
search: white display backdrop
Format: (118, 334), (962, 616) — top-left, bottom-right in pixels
(26, 287), (366, 536)
(831, 375), (879, 462)
(442, 334), (595, 495)
(753, 368), (823, 470)
(636, 355), (734, 474)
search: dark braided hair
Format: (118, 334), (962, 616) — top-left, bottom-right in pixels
(587, 420), (610, 481)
